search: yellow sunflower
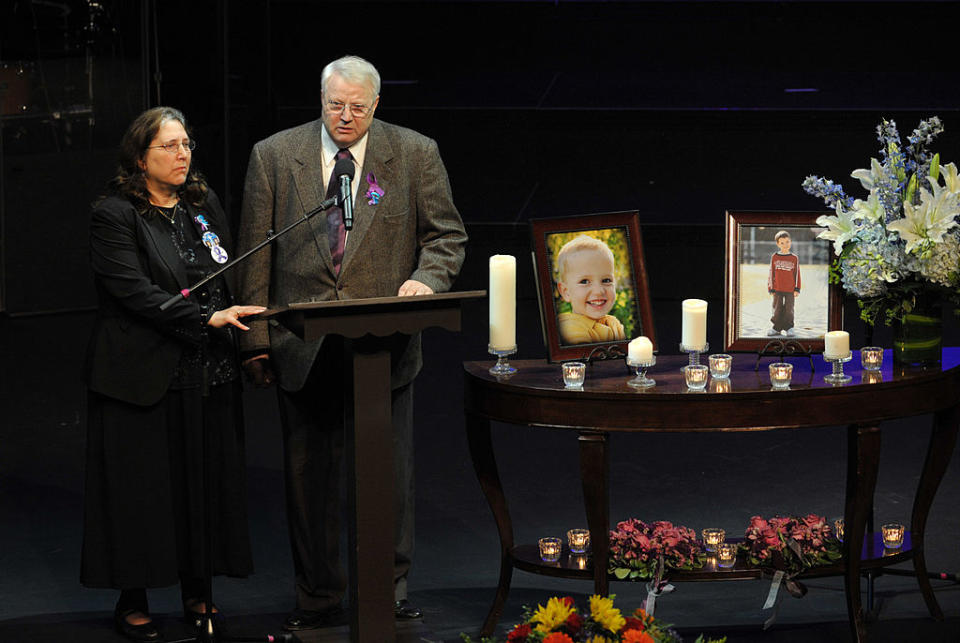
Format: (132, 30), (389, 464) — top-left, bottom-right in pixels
(532, 596), (576, 632)
(589, 595), (626, 633)
(586, 636), (615, 643)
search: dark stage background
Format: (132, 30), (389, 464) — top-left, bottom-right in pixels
(2, 1), (960, 641)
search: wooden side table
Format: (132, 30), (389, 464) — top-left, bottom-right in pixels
(464, 349), (960, 642)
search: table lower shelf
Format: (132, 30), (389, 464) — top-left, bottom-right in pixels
(511, 533), (915, 582)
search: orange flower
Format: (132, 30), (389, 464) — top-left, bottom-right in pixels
(632, 607), (654, 626)
(542, 633), (575, 643)
(623, 630), (655, 643)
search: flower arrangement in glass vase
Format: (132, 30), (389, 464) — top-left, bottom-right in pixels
(607, 519), (707, 581)
(803, 117), (960, 364)
(739, 514), (842, 597)
(459, 594), (726, 643)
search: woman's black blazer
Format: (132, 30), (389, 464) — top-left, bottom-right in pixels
(84, 189), (234, 406)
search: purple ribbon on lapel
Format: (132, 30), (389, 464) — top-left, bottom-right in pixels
(365, 173), (385, 205)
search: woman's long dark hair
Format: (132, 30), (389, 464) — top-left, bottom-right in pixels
(99, 106), (208, 214)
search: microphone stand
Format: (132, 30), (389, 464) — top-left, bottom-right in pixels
(165, 197), (336, 643)
(160, 196), (337, 311)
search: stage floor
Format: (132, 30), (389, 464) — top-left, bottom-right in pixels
(1, 310), (959, 642)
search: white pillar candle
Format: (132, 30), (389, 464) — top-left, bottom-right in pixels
(488, 255), (516, 351)
(824, 330), (850, 359)
(628, 336), (653, 362)
(681, 299), (708, 349)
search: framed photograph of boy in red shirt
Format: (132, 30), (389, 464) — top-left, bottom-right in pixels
(723, 210), (843, 353)
(531, 211), (656, 363)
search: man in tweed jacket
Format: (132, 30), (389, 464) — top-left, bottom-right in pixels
(237, 55), (466, 630)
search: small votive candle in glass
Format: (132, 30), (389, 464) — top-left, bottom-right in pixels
(861, 346), (884, 371)
(881, 523), (905, 549)
(716, 542), (737, 568)
(683, 364), (709, 390)
(702, 528), (725, 553)
(834, 518), (844, 543)
(567, 529), (590, 554)
(769, 362), (793, 389)
(708, 354), (732, 379)
(539, 537), (562, 562)
(863, 370), (884, 385)
(562, 361), (586, 388)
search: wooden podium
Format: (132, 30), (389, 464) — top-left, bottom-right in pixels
(269, 290), (485, 642)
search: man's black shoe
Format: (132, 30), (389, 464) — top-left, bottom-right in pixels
(282, 606), (345, 631)
(114, 608), (162, 641)
(394, 599), (423, 620)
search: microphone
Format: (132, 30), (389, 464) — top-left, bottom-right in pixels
(334, 157), (355, 230)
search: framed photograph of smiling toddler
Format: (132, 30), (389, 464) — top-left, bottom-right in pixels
(723, 210), (843, 353)
(530, 211), (655, 363)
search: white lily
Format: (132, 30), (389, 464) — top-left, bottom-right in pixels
(939, 162), (960, 194)
(887, 187), (960, 255)
(817, 203), (860, 256)
(851, 158), (885, 191)
(849, 190), (885, 223)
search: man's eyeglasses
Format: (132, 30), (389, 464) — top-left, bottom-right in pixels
(147, 140), (197, 154)
(324, 100), (371, 118)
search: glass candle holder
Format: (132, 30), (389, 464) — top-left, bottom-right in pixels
(861, 346), (884, 371)
(862, 370), (884, 385)
(834, 518), (844, 543)
(708, 353), (732, 379)
(716, 542), (737, 568)
(881, 523), (905, 549)
(488, 344), (517, 376)
(702, 528), (725, 553)
(824, 352), (853, 385)
(680, 341), (709, 367)
(562, 361), (586, 389)
(567, 528), (590, 554)
(683, 364), (709, 390)
(538, 537), (562, 562)
(626, 356), (656, 389)
(769, 362), (793, 389)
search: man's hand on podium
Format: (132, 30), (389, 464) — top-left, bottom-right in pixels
(242, 353), (276, 387)
(397, 279), (433, 297)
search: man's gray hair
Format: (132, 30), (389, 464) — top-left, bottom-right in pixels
(321, 55), (381, 97)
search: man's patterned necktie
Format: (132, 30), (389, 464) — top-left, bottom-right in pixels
(325, 148), (352, 274)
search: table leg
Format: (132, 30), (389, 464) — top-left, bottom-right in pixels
(465, 413), (514, 637)
(910, 404), (960, 620)
(579, 432), (610, 596)
(844, 424), (881, 643)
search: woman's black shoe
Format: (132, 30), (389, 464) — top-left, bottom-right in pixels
(282, 606), (345, 631)
(114, 607), (162, 642)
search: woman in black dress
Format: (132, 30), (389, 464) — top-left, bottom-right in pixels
(81, 106), (262, 642)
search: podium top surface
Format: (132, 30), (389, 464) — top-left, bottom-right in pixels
(258, 289), (486, 320)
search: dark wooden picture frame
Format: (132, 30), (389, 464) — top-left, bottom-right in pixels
(530, 211), (655, 363)
(724, 210), (843, 352)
